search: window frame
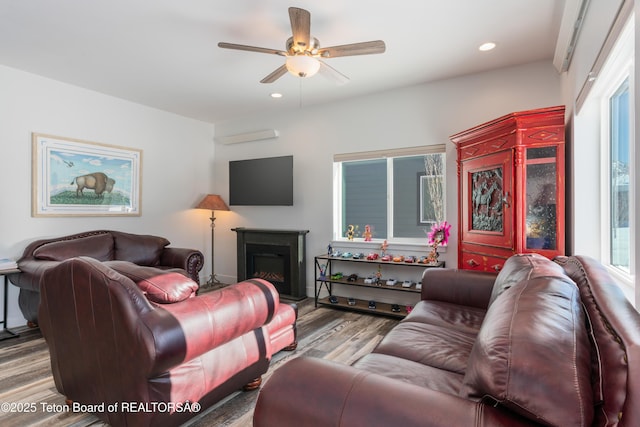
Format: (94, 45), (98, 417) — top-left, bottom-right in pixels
(595, 17), (635, 285)
(332, 145), (446, 245)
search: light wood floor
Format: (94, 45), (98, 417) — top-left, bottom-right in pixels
(0, 298), (398, 426)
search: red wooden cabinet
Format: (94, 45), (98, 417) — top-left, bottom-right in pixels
(450, 106), (566, 272)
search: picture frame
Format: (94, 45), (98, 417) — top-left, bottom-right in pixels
(32, 133), (142, 217)
(419, 152), (446, 226)
(418, 173), (445, 226)
(418, 173), (435, 224)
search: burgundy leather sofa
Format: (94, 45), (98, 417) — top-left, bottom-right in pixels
(39, 256), (297, 427)
(253, 254), (640, 427)
(8, 230), (204, 325)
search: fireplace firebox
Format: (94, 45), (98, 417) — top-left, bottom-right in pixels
(233, 228), (309, 300)
(247, 244), (290, 293)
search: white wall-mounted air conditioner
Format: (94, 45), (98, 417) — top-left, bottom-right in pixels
(217, 129), (279, 145)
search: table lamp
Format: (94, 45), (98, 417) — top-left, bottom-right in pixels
(196, 194), (230, 285)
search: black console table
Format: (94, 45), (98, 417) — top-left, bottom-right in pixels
(0, 269), (20, 340)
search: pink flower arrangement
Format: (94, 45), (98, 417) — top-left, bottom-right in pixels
(427, 221), (451, 246)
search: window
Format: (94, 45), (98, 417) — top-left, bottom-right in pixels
(591, 16), (635, 281)
(609, 78), (631, 271)
(333, 146), (445, 243)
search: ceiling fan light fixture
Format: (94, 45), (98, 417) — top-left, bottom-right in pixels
(285, 55), (321, 78)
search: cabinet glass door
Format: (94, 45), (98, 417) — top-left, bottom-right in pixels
(525, 147), (558, 250)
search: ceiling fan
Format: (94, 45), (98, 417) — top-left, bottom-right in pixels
(218, 7), (386, 84)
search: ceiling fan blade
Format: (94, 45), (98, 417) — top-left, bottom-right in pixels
(288, 7), (311, 51)
(318, 40), (386, 58)
(319, 61), (349, 85)
(260, 64), (288, 83)
(218, 42), (286, 56)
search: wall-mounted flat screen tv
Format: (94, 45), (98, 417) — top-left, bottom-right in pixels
(229, 155), (293, 206)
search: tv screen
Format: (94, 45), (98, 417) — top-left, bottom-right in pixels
(229, 155), (294, 206)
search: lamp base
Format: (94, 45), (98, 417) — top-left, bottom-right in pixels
(205, 273), (223, 285)
(198, 274), (227, 294)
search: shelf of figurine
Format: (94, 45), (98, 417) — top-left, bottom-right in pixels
(317, 250), (445, 268)
(317, 271), (422, 294)
(318, 295), (414, 319)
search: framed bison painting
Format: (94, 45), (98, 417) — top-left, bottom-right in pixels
(32, 133), (142, 216)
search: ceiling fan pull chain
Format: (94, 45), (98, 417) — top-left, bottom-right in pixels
(299, 78), (303, 108)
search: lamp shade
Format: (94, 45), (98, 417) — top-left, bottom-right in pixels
(196, 194), (229, 211)
(285, 55), (320, 78)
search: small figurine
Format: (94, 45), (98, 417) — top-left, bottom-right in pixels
(363, 224), (372, 241)
(318, 263), (327, 280)
(346, 224), (355, 241)
(375, 265), (382, 285)
(380, 239), (388, 256)
(327, 244), (333, 256)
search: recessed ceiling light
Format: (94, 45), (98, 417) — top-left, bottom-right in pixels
(270, 93), (283, 99)
(479, 42), (497, 52)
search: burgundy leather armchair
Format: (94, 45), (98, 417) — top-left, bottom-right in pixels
(39, 256), (297, 427)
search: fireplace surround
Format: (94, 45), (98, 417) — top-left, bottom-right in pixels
(233, 228), (309, 300)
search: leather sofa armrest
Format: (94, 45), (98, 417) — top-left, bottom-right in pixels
(144, 279), (279, 375)
(8, 259), (60, 292)
(421, 268), (497, 309)
(159, 247), (204, 284)
(254, 357), (534, 427)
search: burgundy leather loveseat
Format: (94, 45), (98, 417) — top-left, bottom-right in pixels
(39, 256), (297, 427)
(9, 229), (204, 325)
(253, 254), (640, 426)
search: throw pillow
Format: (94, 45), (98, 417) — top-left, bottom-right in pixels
(135, 272), (198, 304)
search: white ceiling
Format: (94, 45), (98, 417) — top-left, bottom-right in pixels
(0, 0), (567, 123)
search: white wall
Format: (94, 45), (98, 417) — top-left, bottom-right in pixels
(213, 60), (563, 296)
(0, 65), (215, 327)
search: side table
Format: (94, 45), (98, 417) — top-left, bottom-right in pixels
(0, 269), (20, 340)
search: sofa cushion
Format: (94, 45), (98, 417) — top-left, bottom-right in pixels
(488, 253), (567, 306)
(403, 300), (486, 334)
(354, 353), (464, 395)
(373, 320), (476, 374)
(462, 274), (594, 427)
(33, 233), (114, 262)
(112, 231), (170, 266)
